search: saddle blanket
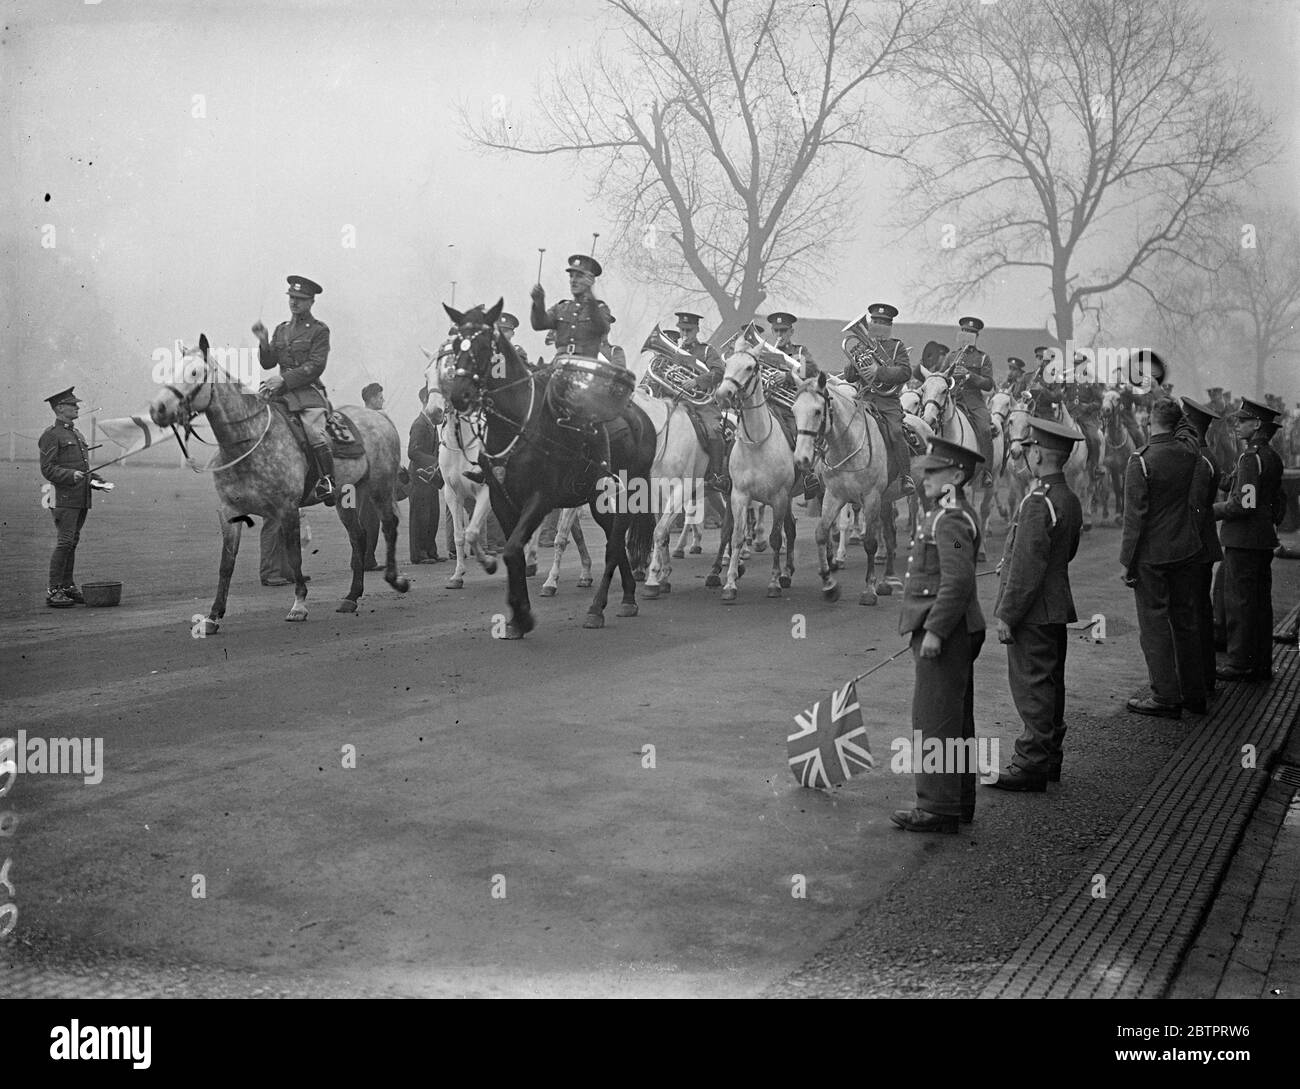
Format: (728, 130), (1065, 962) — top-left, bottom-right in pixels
(271, 404), (367, 459)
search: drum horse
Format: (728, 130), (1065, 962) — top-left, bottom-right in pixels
(437, 300), (656, 638)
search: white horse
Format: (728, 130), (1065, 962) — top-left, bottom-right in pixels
(792, 372), (892, 604)
(422, 347), (539, 586)
(915, 371), (1000, 559)
(713, 349), (800, 601)
(1006, 397), (1094, 531)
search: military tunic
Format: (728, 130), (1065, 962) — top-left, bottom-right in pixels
(530, 295), (611, 357)
(39, 420), (101, 589)
(925, 345), (994, 472)
(1120, 433), (1204, 707)
(994, 474), (1083, 777)
(841, 335), (912, 485)
(899, 494), (985, 818)
(1214, 437), (1283, 678)
(1190, 441), (1222, 684)
(259, 317), (330, 411)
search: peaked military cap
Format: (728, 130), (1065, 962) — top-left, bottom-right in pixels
(1140, 350), (1168, 384)
(1180, 396), (1220, 426)
(767, 312), (797, 327)
(675, 311), (703, 325)
(498, 312), (520, 330)
(1034, 345), (1052, 356)
(957, 316), (984, 333)
(45, 386), (81, 407)
(286, 276), (323, 297)
(914, 435), (984, 476)
(1007, 356), (1026, 370)
(866, 303), (899, 322)
(1234, 396), (1279, 423)
(739, 320), (765, 335)
(1025, 417), (1083, 453)
(566, 254), (602, 277)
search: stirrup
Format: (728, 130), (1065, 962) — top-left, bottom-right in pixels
(898, 474), (916, 497)
(315, 475), (337, 507)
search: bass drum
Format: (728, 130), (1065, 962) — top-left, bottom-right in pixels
(548, 354), (636, 422)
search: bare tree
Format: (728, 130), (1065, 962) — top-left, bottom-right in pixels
(461, 0), (929, 332)
(898, 0), (1273, 344)
(1212, 207), (1300, 399)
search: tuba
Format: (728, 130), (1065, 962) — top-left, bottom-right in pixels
(752, 334), (806, 410)
(842, 322), (906, 395)
(638, 326), (712, 406)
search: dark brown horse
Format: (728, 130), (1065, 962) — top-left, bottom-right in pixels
(437, 301), (656, 639)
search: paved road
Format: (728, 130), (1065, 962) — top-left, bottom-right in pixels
(0, 460), (1291, 997)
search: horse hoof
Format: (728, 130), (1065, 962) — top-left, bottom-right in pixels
(583, 612), (606, 629)
(643, 584), (661, 600)
(484, 558), (498, 574)
(739, 547), (752, 561)
(859, 591), (877, 606)
(689, 545), (702, 554)
(447, 577), (464, 589)
(720, 588), (737, 603)
(737, 562), (746, 579)
(754, 541), (767, 553)
(633, 569), (646, 583)
(1082, 523), (1092, 533)
(388, 576), (410, 593)
(660, 581), (671, 594)
(779, 575), (791, 589)
(617, 602), (638, 618)
(766, 584), (782, 599)
(334, 600), (356, 615)
(539, 584), (557, 597)
(828, 559), (840, 572)
(823, 583), (841, 602)
(502, 623), (525, 640)
(672, 548), (686, 559)
(877, 581), (894, 596)
(576, 575), (593, 587)
(525, 563), (538, 577)
(202, 618), (220, 636)
(705, 574), (721, 588)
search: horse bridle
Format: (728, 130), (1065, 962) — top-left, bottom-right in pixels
(719, 352), (774, 445)
(448, 323), (538, 463)
(163, 355), (272, 472)
(921, 375), (953, 423)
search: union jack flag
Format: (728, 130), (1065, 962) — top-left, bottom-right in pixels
(787, 679), (874, 790)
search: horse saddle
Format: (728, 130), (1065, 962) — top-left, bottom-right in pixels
(271, 405), (369, 506)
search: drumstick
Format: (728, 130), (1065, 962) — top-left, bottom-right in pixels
(591, 233), (599, 259)
(536, 248), (545, 282)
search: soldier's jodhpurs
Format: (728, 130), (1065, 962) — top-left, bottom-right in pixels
(1133, 561), (1205, 706)
(961, 397), (994, 480)
(1223, 547), (1274, 676)
(48, 507), (88, 588)
(1007, 623), (1068, 776)
(867, 395), (911, 486)
(911, 626), (985, 818)
(691, 402), (726, 480)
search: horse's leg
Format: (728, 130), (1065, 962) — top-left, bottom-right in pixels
(334, 499), (367, 614)
(816, 496), (843, 602)
(780, 505), (795, 589)
(572, 516), (593, 586)
(721, 489), (747, 602)
(525, 535), (538, 578)
(880, 497), (898, 591)
(833, 505), (850, 569)
(541, 507), (575, 597)
(206, 510), (242, 633)
(752, 502), (768, 553)
(644, 489), (679, 599)
(445, 486), (467, 588)
(467, 486), (497, 572)
(860, 491), (883, 606)
(499, 495), (546, 639)
(377, 489), (409, 595)
(582, 507), (631, 627)
(706, 494), (733, 588)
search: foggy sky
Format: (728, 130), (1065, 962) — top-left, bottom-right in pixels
(2, 0), (1297, 446)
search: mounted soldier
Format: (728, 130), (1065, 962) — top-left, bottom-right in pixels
(676, 311), (729, 489)
(254, 275), (337, 506)
(922, 316), (995, 485)
(840, 302), (916, 496)
(1028, 345), (1064, 419)
(1003, 357), (1031, 397)
(1063, 350), (1103, 475)
(530, 253), (617, 487)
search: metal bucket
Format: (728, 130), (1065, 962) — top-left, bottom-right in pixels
(549, 355), (635, 422)
(81, 580), (123, 607)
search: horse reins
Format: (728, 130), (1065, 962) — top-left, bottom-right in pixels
(164, 360), (273, 473)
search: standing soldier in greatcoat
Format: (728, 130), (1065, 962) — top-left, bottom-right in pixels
(1181, 396), (1223, 700)
(1214, 397), (1284, 683)
(987, 418), (1084, 791)
(892, 437), (987, 834)
(39, 387), (111, 607)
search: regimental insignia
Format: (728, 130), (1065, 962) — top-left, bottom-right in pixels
(492, 465), (506, 484)
(291, 282), (302, 292)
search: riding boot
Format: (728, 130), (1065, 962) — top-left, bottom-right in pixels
(704, 432), (728, 491)
(311, 444), (338, 507)
(894, 436), (916, 496)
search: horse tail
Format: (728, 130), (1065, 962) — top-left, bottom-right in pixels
(626, 510), (657, 570)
